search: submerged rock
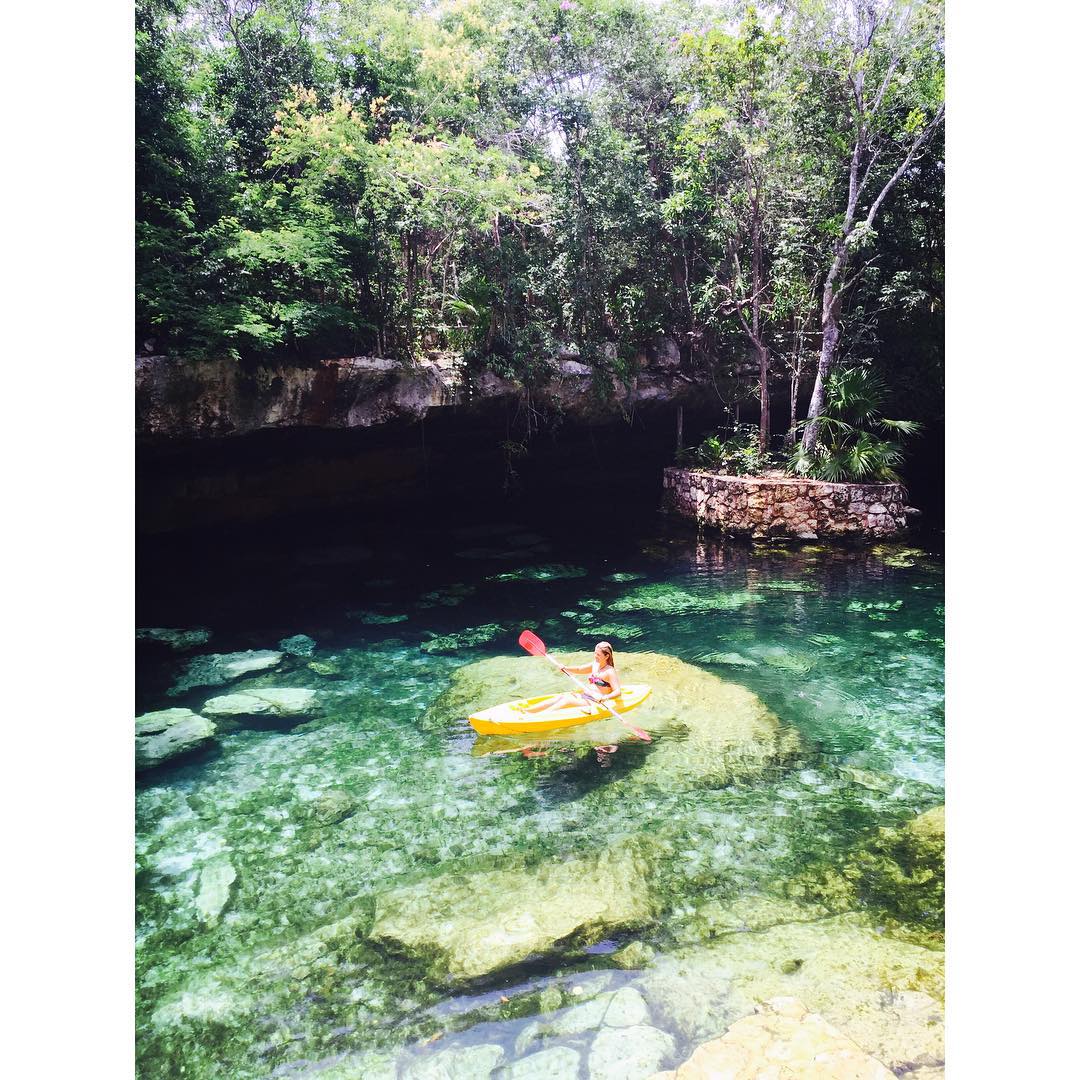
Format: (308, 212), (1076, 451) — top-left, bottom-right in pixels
(311, 789), (358, 825)
(758, 647), (816, 675)
(416, 584), (477, 608)
(577, 622), (644, 640)
(195, 858), (236, 927)
(292, 1051), (397, 1080)
(402, 1042), (504, 1080)
(427, 652), (802, 789)
(487, 564), (587, 583)
(588, 1023), (675, 1080)
(661, 996), (894, 1079)
(136, 627), (212, 651)
(135, 708), (216, 771)
(348, 610), (409, 625)
(201, 688), (318, 718)
(612, 940), (656, 970)
(500, 1046), (581, 1080)
(278, 633), (317, 656)
(694, 651), (758, 668)
(308, 659), (344, 678)
(609, 583), (762, 616)
(369, 844), (658, 984)
(420, 623), (506, 654)
(168, 650), (283, 695)
(639, 907), (944, 1066)
(788, 805), (945, 936)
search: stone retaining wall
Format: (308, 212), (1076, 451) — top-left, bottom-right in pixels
(662, 467), (914, 540)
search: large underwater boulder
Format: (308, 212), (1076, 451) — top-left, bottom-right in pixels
(425, 652), (803, 789)
(638, 904), (944, 1071)
(654, 996), (895, 1080)
(135, 708), (216, 771)
(369, 843), (659, 984)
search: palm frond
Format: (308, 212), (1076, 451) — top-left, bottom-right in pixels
(879, 418), (923, 436)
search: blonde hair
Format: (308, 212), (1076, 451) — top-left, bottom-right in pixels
(596, 641), (615, 668)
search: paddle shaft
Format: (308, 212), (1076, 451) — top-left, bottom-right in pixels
(539, 650), (650, 741)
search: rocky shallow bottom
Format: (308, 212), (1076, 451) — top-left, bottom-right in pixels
(136, 536), (944, 1079)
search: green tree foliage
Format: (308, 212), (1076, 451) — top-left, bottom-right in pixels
(136, 0), (944, 468)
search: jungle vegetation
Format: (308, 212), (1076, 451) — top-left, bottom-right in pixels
(136, 0), (944, 472)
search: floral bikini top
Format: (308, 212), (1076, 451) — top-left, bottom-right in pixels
(588, 665), (612, 690)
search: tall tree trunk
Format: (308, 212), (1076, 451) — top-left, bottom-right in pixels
(801, 282), (840, 452)
(786, 320), (804, 449)
(751, 182), (769, 453)
(757, 342), (770, 454)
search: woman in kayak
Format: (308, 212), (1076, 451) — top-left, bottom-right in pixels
(523, 641), (622, 713)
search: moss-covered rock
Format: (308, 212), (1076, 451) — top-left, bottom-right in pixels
(420, 623), (506, 653)
(137, 627), (213, 651)
(278, 634), (317, 656)
(787, 806), (944, 938)
(369, 843), (659, 984)
(426, 652), (802, 790)
(487, 564), (587, 582)
(311, 789), (358, 825)
(610, 583), (763, 616)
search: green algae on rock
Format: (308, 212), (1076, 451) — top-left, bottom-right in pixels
(420, 623), (507, 654)
(786, 805), (944, 938)
(870, 544), (930, 569)
(308, 659), (344, 677)
(311, 789), (358, 825)
(137, 627), (213, 651)
(576, 622), (643, 640)
(136, 708), (216, 771)
(609, 583), (763, 616)
(487, 564), (588, 583)
(369, 844), (659, 984)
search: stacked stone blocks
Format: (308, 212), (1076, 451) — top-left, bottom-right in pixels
(662, 468), (911, 540)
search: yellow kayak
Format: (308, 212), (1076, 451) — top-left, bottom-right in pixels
(468, 684), (652, 735)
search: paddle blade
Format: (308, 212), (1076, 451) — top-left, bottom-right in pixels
(518, 629), (547, 657)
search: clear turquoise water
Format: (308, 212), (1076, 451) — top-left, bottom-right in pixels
(136, 520), (943, 1078)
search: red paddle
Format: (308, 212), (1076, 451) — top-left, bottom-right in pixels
(518, 630), (652, 742)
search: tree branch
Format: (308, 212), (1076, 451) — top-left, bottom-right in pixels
(864, 101), (945, 230)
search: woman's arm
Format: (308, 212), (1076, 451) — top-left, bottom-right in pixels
(560, 663), (592, 675)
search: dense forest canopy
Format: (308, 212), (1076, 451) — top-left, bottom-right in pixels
(136, 0), (943, 471)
